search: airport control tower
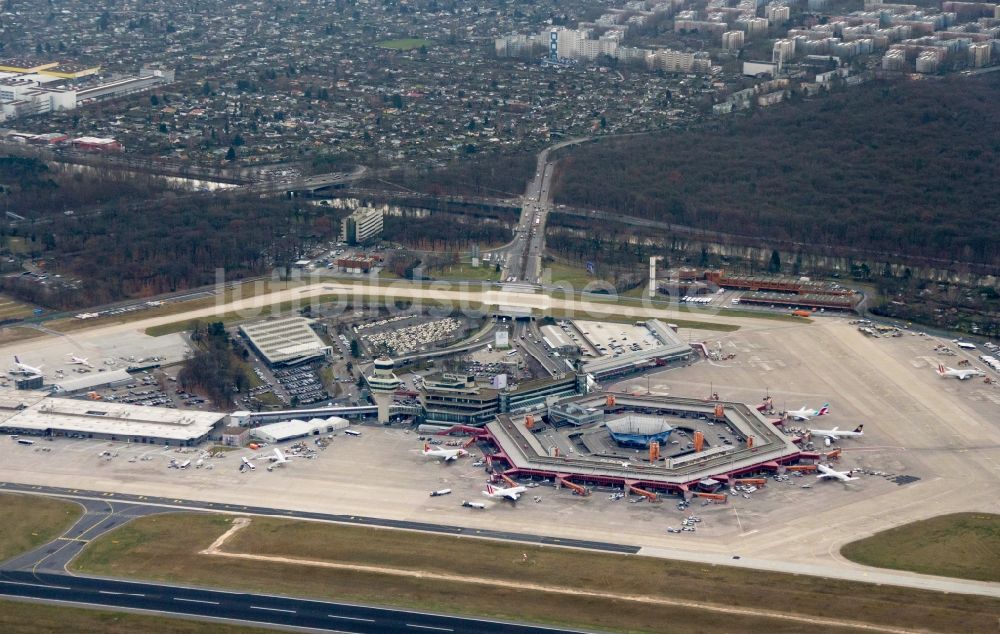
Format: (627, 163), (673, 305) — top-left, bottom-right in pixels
(366, 356), (400, 424)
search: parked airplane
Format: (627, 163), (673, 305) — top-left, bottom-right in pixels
(178, 459), (191, 469)
(816, 463), (858, 482)
(267, 448), (291, 470)
(808, 424), (864, 446)
(10, 356), (43, 376)
(936, 364), (984, 380)
(786, 403), (829, 421)
(422, 442), (468, 462)
(482, 482), (527, 501)
(241, 457), (256, 471)
(66, 354), (93, 368)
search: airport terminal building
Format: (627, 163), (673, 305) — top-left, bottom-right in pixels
(0, 388), (227, 445)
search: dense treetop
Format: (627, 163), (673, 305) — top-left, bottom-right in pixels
(551, 74), (1000, 266)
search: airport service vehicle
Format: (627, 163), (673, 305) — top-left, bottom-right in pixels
(10, 355), (43, 376)
(178, 459), (191, 469)
(482, 482), (527, 502)
(16, 438), (34, 446)
(936, 364), (985, 380)
(785, 403), (829, 421)
(462, 501), (486, 509)
(430, 489), (452, 497)
(808, 424), (864, 446)
(816, 463), (858, 482)
(241, 457), (256, 471)
(422, 443), (467, 462)
(344, 429), (362, 436)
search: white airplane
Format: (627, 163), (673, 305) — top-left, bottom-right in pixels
(422, 442), (468, 462)
(786, 403), (829, 421)
(178, 459), (191, 469)
(10, 355), (43, 376)
(267, 448), (291, 469)
(816, 463), (859, 482)
(66, 354), (93, 368)
(241, 457), (256, 471)
(482, 482), (527, 502)
(936, 364), (984, 380)
(808, 424), (864, 446)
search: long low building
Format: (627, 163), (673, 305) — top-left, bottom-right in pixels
(251, 416), (350, 443)
(50, 368), (133, 394)
(581, 320), (693, 380)
(0, 388), (226, 445)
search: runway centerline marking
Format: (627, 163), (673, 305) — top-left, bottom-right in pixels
(329, 615), (375, 622)
(250, 605), (296, 613)
(406, 625), (453, 632)
(173, 597), (219, 605)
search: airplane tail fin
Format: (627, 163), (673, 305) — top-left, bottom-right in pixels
(937, 364), (945, 374)
(817, 404), (829, 416)
(853, 424), (864, 433)
(485, 483), (496, 495)
(14, 355), (19, 363)
(423, 443), (430, 451)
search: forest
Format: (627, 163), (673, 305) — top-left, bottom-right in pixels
(551, 74), (1000, 267)
(178, 321), (252, 408)
(0, 157), (343, 308)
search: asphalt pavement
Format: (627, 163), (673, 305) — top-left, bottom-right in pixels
(0, 570), (587, 634)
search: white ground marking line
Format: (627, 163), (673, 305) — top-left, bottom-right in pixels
(173, 597), (219, 605)
(250, 605), (296, 613)
(406, 625), (453, 632)
(328, 615), (375, 623)
(0, 580), (71, 591)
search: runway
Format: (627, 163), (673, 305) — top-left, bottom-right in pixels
(0, 481), (641, 556)
(0, 570), (584, 634)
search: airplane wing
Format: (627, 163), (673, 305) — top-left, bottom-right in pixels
(445, 454), (458, 461)
(506, 491), (521, 500)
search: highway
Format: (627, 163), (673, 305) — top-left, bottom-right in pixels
(500, 138), (590, 285)
(0, 570), (585, 634)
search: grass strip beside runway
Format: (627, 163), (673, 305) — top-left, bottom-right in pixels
(0, 493), (82, 563)
(841, 512), (1000, 583)
(72, 512), (1000, 634)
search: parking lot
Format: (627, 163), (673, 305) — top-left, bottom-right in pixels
(360, 316), (466, 356)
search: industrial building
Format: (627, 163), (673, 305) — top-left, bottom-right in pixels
(0, 388), (226, 445)
(239, 317), (332, 367)
(341, 206), (384, 245)
(0, 65), (173, 122)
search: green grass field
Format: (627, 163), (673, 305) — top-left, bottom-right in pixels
(430, 261), (501, 282)
(0, 293), (36, 320)
(71, 513), (1000, 634)
(376, 38), (433, 50)
(841, 513), (1000, 583)
(0, 493), (81, 563)
(0, 599), (273, 634)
